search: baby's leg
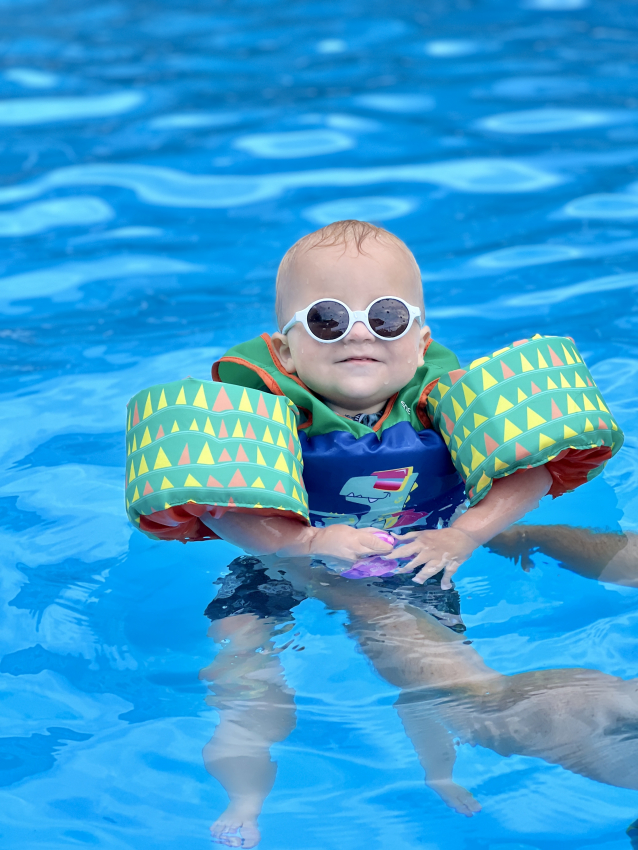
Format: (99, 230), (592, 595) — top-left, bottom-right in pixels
(489, 525), (638, 586)
(201, 610), (296, 848)
(202, 613), (296, 847)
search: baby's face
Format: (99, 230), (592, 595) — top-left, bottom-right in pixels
(271, 239), (429, 415)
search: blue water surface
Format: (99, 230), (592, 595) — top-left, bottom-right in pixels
(1, 0), (638, 847)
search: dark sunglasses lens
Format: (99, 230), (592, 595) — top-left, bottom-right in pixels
(307, 301), (350, 341)
(368, 298), (411, 338)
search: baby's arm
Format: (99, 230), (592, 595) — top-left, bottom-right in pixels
(392, 464), (552, 588)
(202, 511), (394, 562)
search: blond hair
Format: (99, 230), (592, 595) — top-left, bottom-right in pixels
(275, 220), (421, 328)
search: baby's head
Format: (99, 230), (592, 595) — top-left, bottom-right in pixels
(271, 220), (430, 415)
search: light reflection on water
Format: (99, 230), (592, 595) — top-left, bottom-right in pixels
(0, 0), (637, 848)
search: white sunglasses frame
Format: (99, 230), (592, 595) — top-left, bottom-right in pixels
(281, 296), (423, 344)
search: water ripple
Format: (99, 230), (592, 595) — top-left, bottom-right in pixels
(0, 91), (144, 125)
(233, 129), (356, 158)
(304, 196), (417, 225)
(0, 197), (113, 237)
(0, 158), (563, 212)
(477, 107), (625, 134)
(0, 255), (203, 304)
(3, 67), (58, 89)
(562, 193), (638, 219)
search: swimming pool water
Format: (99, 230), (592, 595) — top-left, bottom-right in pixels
(1, 0), (637, 847)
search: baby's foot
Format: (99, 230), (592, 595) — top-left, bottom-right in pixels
(211, 805), (261, 848)
(428, 779), (482, 817)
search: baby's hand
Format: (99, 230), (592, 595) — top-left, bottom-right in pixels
(390, 528), (479, 589)
(310, 524), (394, 564)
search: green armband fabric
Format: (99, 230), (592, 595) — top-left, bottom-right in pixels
(426, 335), (623, 506)
(125, 379), (309, 541)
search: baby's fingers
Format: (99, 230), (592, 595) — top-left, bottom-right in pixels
(386, 539), (423, 560)
(412, 557), (447, 584)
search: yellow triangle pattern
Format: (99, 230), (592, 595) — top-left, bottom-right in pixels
(140, 427), (152, 447)
(471, 445), (486, 470)
(204, 417), (215, 435)
(495, 395), (514, 414)
(584, 418), (594, 432)
(482, 368), (498, 390)
(564, 425), (578, 439)
(276, 430), (287, 448)
(521, 354), (534, 372)
(454, 435), (462, 448)
(527, 408), (546, 428)
(494, 457), (508, 471)
(517, 388), (527, 402)
(197, 443), (214, 464)
(504, 419), (523, 441)
(138, 454), (149, 475)
(143, 393), (153, 419)
(463, 426), (471, 439)
(263, 426), (274, 444)
(462, 463), (470, 477)
(574, 373), (586, 388)
(462, 384), (476, 406)
(274, 452), (289, 473)
(474, 413), (488, 427)
(190, 418), (199, 431)
(171, 421), (179, 433)
(238, 389), (253, 413)
(438, 383), (449, 398)
(583, 395), (596, 411)
(597, 396), (608, 412)
(233, 420), (244, 438)
(256, 447), (267, 466)
(251, 477), (265, 488)
(132, 434), (137, 452)
(184, 474), (202, 487)
(132, 486), (140, 501)
(452, 398), (464, 420)
(562, 345), (575, 365)
(566, 395), (581, 414)
(292, 464), (300, 482)
(477, 472), (491, 492)
(272, 399), (285, 424)
(560, 373), (571, 388)
(154, 447), (172, 469)
(547, 376), (558, 390)
(538, 350), (548, 369)
(161, 476), (174, 490)
(539, 433), (555, 450)
(470, 356), (490, 369)
(193, 384), (208, 409)
(158, 389), (167, 410)
(175, 387), (186, 405)
(129, 460), (136, 481)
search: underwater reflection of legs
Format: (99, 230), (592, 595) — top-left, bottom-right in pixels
(200, 611), (296, 848)
(489, 525), (638, 586)
(310, 583), (638, 816)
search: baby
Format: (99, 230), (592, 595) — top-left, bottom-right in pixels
(206, 220), (552, 588)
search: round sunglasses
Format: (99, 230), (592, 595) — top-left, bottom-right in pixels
(281, 297), (423, 343)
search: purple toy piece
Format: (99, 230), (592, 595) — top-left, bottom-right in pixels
(341, 555), (401, 579)
(372, 530), (396, 547)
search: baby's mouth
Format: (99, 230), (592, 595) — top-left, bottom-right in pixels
(338, 355), (380, 363)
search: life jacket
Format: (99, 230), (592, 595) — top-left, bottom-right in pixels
(213, 334), (466, 532)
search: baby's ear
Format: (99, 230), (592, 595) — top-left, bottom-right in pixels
(270, 332), (297, 374)
(417, 324), (431, 366)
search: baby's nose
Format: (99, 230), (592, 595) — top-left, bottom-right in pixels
(346, 320), (375, 342)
